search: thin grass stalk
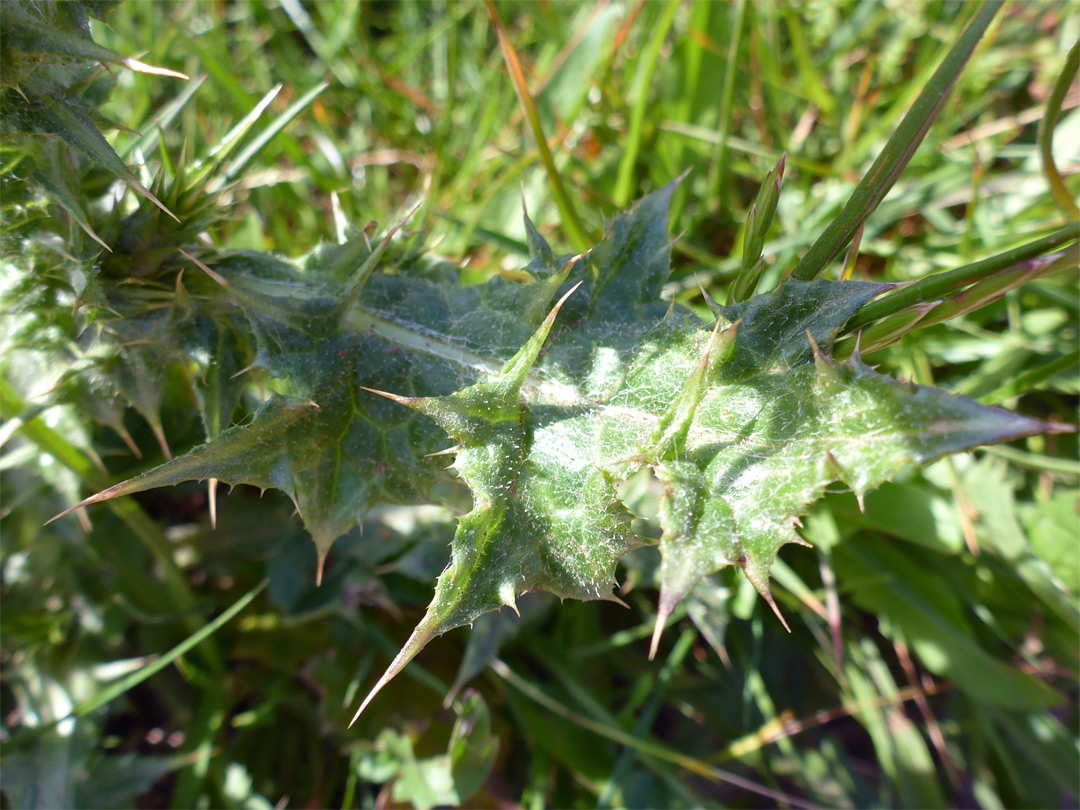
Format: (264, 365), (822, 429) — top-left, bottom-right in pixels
(490, 659), (821, 810)
(75, 579), (266, 717)
(985, 444), (1080, 477)
(596, 628), (696, 808)
(980, 350), (1080, 406)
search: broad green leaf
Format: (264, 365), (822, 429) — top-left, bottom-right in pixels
(834, 537), (1061, 710)
(843, 639), (948, 809)
(447, 691), (500, 802)
(959, 457), (1079, 632)
(983, 708), (1080, 806)
(50, 188), (1064, 720)
(1020, 489), (1080, 596)
(354, 692), (498, 810)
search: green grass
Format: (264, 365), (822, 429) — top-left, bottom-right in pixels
(2, 1), (1078, 808)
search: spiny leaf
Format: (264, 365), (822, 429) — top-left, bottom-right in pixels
(6, 93), (179, 222)
(350, 278), (647, 723)
(1, 0), (186, 222)
(47, 187), (1068, 722)
(26, 143), (111, 252)
(521, 196), (555, 269)
(1, 2), (186, 80)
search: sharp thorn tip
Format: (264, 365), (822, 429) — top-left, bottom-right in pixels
(648, 609), (669, 661)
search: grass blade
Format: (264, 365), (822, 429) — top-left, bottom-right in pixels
(596, 628), (696, 808)
(614, 0), (680, 208)
(118, 75), (208, 160)
(979, 350), (1080, 406)
(75, 579), (268, 717)
(0, 380), (219, 670)
(706, 0), (747, 207)
(659, 121), (833, 176)
(223, 82), (330, 181)
(490, 659), (821, 810)
(192, 84), (283, 185)
(790, 0), (1004, 281)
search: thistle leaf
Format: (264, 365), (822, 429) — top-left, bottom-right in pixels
(351, 280), (646, 723)
(1, 0), (185, 221)
(48, 188), (1066, 720)
(1, 2), (186, 79)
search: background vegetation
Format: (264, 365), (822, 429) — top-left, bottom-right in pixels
(2, 1), (1077, 808)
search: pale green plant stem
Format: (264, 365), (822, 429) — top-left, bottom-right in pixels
(790, 0), (1004, 281)
(717, 672), (953, 762)
(188, 83), (284, 186)
(341, 747), (362, 810)
(1038, 39), (1080, 222)
(659, 121), (834, 176)
(984, 445), (1080, 477)
(913, 246), (1079, 331)
(570, 604), (689, 656)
